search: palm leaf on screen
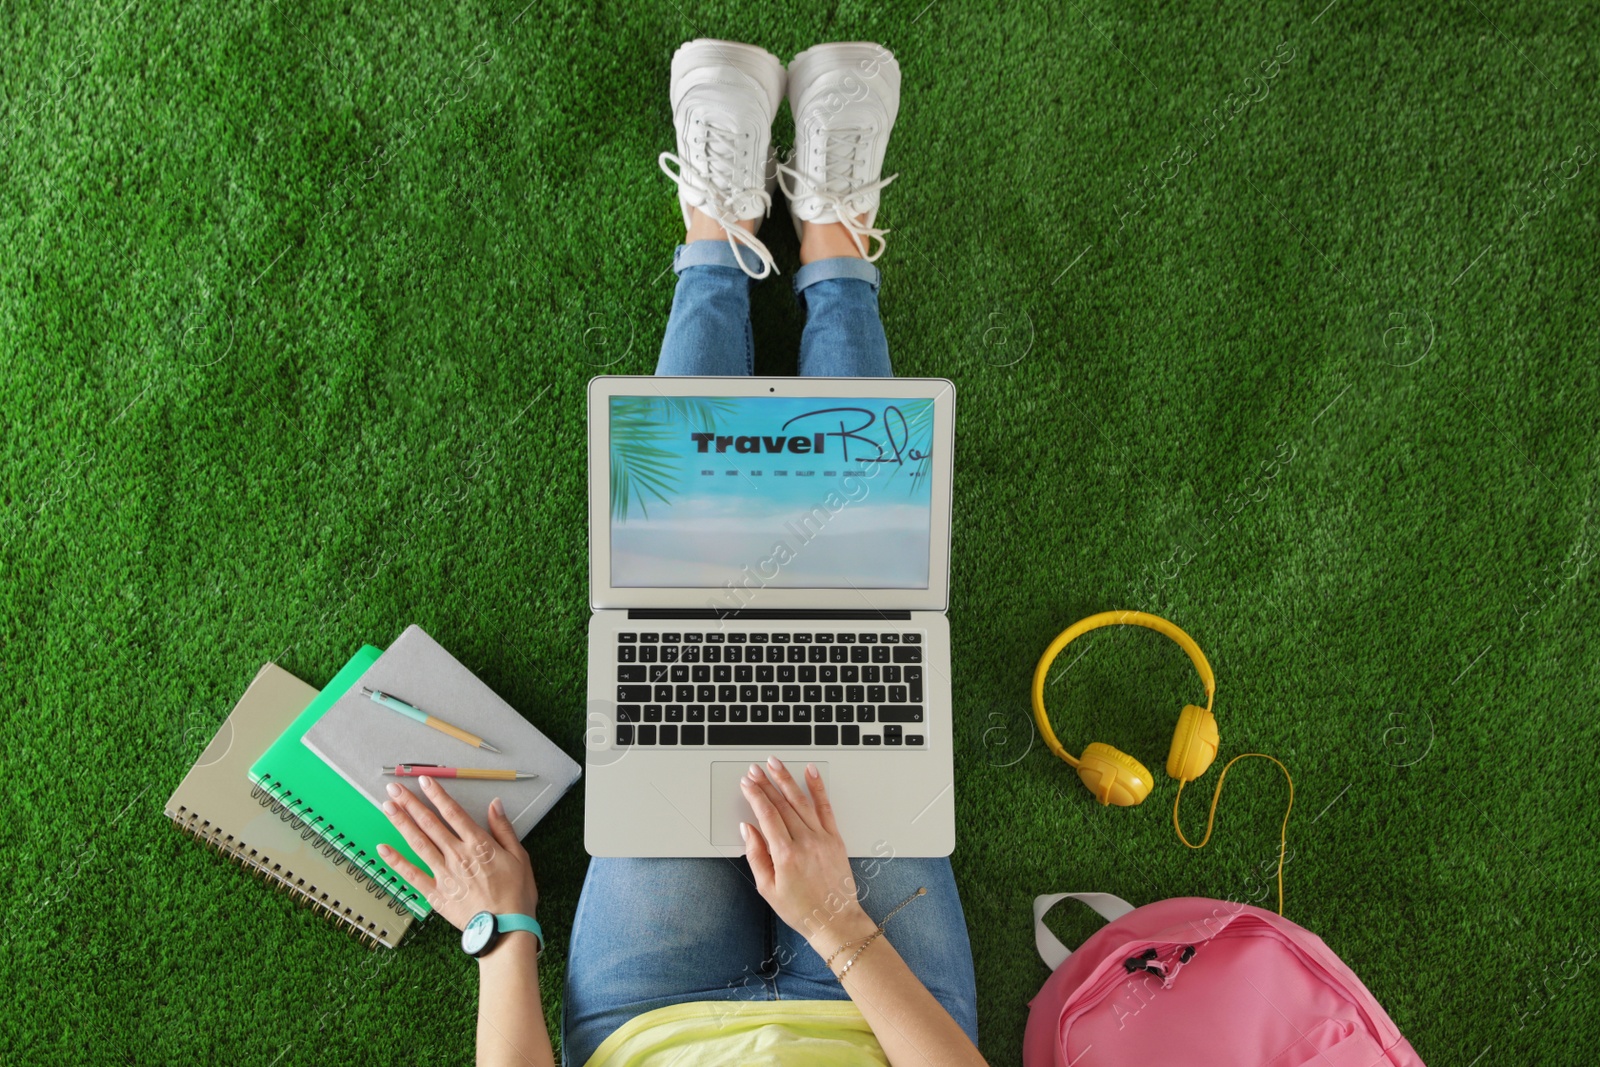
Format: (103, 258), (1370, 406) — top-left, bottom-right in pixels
(874, 399), (935, 494)
(661, 395), (737, 433)
(609, 395), (736, 522)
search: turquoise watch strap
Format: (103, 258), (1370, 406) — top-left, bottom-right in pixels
(497, 913), (543, 953)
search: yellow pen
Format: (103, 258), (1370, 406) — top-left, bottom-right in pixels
(361, 687), (502, 753)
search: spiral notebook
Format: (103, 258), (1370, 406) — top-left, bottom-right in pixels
(247, 645), (436, 924)
(163, 661), (419, 949)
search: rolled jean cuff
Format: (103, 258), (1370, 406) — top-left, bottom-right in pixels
(674, 239), (763, 277)
(793, 256), (880, 295)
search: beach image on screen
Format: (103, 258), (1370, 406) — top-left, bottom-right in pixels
(609, 395), (935, 591)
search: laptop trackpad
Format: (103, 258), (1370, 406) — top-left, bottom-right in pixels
(710, 761), (831, 847)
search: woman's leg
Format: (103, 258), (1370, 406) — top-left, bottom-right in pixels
(655, 236), (759, 377)
(561, 856), (779, 1066)
(794, 254), (893, 378)
(654, 38), (784, 376)
(781, 40), (900, 378)
(769, 856), (979, 1046)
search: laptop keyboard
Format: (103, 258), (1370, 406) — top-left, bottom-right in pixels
(612, 630), (926, 748)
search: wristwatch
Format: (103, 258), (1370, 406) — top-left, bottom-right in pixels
(461, 911), (543, 958)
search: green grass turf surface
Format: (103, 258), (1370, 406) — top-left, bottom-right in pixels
(4, 0), (1598, 1062)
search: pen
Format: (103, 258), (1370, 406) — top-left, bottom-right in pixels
(382, 763), (538, 781)
(361, 687), (502, 754)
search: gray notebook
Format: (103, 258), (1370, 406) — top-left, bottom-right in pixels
(301, 624), (581, 839)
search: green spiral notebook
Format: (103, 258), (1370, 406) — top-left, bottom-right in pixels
(247, 645), (434, 922)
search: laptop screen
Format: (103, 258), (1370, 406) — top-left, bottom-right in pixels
(609, 394), (936, 590)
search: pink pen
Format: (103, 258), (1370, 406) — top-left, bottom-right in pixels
(381, 763), (538, 781)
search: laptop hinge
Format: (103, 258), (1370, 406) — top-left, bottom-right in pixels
(627, 608), (913, 621)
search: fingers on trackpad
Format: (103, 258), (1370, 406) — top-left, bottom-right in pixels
(709, 761), (830, 847)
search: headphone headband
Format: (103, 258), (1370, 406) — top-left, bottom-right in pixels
(1030, 610), (1216, 768)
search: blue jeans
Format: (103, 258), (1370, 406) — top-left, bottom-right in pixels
(560, 856), (978, 1066)
(654, 241), (894, 376)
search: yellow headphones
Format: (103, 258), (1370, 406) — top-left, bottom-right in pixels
(1032, 610), (1295, 913)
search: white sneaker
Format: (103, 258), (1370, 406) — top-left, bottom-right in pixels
(779, 42), (901, 262)
(658, 39), (786, 279)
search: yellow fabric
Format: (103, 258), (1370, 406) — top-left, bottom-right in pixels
(583, 999), (888, 1067)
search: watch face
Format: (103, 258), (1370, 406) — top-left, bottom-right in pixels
(462, 911), (496, 956)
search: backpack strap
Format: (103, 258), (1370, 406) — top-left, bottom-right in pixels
(1033, 892), (1137, 970)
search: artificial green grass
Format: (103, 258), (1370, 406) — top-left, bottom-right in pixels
(4, 0), (1598, 1062)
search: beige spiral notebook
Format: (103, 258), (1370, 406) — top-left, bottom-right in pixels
(164, 662), (418, 949)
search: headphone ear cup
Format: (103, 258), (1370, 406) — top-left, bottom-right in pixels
(1167, 705), (1220, 781)
(1078, 743), (1154, 806)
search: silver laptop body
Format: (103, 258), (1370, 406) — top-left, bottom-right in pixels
(584, 376), (957, 858)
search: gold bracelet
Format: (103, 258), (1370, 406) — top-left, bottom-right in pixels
(824, 886), (927, 980)
(836, 930), (882, 981)
(822, 926), (873, 968)
(822, 939), (858, 969)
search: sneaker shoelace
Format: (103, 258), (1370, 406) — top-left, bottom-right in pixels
(778, 126), (898, 261)
(658, 117), (778, 279)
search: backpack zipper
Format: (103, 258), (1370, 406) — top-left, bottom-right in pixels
(1056, 914), (1399, 1051)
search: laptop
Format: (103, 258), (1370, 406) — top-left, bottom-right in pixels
(584, 376), (957, 858)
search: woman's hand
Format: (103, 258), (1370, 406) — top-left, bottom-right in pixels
(376, 775), (539, 932)
(740, 757), (872, 951)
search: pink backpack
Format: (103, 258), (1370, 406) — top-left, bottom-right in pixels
(1025, 893), (1426, 1067)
